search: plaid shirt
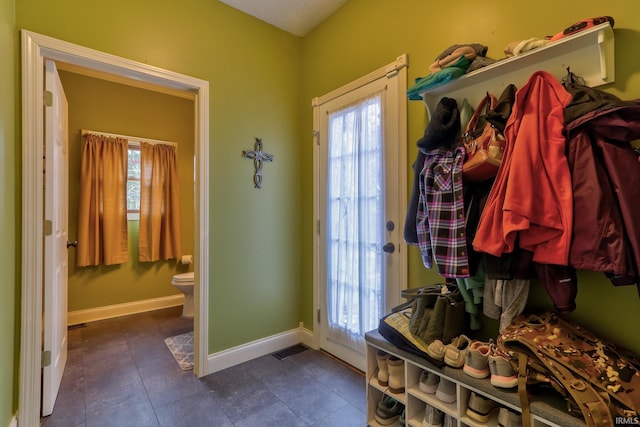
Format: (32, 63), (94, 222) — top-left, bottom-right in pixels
(416, 147), (470, 278)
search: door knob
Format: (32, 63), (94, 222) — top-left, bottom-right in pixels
(66, 240), (78, 248)
(382, 242), (395, 253)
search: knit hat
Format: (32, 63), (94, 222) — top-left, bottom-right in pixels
(418, 97), (461, 152)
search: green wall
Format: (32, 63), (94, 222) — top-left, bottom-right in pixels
(300, 0), (640, 353)
(6, 0), (640, 424)
(59, 70), (195, 312)
(0, 0), (15, 424)
(15, 0), (302, 351)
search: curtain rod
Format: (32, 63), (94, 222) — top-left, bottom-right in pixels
(81, 129), (177, 147)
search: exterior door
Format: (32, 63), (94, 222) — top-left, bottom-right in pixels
(313, 57), (407, 371)
(42, 59), (69, 416)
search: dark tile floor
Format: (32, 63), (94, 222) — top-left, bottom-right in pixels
(41, 306), (367, 427)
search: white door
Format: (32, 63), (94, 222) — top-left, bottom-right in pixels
(42, 59), (69, 416)
(313, 57), (407, 371)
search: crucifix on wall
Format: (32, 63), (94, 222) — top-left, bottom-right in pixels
(242, 137), (274, 189)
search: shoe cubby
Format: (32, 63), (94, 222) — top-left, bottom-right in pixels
(406, 363), (457, 418)
(365, 330), (588, 427)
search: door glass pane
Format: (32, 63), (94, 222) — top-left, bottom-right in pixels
(326, 93), (383, 346)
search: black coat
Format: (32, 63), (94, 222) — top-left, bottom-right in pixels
(404, 97), (460, 244)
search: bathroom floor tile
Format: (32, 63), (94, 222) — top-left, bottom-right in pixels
(41, 306), (366, 427)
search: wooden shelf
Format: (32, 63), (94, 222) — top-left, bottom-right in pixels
(419, 22), (615, 118)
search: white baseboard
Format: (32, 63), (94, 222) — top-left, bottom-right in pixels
(8, 415), (17, 427)
(207, 325), (316, 374)
(67, 294), (184, 326)
(299, 326), (317, 350)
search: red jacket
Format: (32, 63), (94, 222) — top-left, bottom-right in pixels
(473, 71), (573, 265)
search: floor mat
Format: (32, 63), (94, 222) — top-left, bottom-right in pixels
(164, 331), (194, 370)
(272, 344), (308, 360)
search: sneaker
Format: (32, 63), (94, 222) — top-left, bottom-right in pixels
(422, 403), (444, 427)
(435, 377), (456, 403)
(498, 407), (522, 427)
(466, 391), (498, 423)
(426, 339), (446, 361)
(375, 396), (405, 426)
(444, 334), (471, 368)
(443, 413), (456, 427)
(399, 408), (406, 425)
(419, 371), (440, 394)
(488, 346), (518, 388)
(463, 340), (491, 379)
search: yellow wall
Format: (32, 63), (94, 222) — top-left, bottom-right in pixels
(59, 70), (195, 312)
(0, 0), (16, 423)
(300, 0), (640, 353)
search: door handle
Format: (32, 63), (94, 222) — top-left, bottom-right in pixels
(382, 242), (395, 253)
(66, 240), (78, 248)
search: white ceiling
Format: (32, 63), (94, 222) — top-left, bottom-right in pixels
(218, 0), (349, 37)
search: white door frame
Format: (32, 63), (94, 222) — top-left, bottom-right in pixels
(311, 54), (409, 355)
(20, 30), (210, 427)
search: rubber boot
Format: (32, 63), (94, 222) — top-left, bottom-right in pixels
(387, 356), (405, 393)
(376, 351), (389, 386)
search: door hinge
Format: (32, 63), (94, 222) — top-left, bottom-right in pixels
(313, 130), (319, 146)
(317, 219), (320, 235)
(43, 219), (53, 236)
(317, 309), (321, 323)
(386, 69), (398, 78)
(42, 350), (51, 367)
(44, 90), (53, 107)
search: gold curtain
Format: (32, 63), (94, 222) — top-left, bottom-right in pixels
(138, 142), (182, 262)
(76, 133), (129, 266)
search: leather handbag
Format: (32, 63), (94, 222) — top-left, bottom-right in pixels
(461, 92), (505, 182)
(497, 313), (640, 427)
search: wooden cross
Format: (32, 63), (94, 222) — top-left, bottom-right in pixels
(242, 137), (274, 189)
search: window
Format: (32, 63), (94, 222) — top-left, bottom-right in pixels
(127, 145), (141, 220)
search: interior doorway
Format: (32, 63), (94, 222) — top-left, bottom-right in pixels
(20, 30), (210, 427)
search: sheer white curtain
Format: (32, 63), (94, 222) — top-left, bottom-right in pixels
(326, 93), (384, 351)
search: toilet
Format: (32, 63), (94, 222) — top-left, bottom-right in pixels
(172, 271), (195, 318)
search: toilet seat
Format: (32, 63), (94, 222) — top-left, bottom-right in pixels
(172, 271), (194, 283)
